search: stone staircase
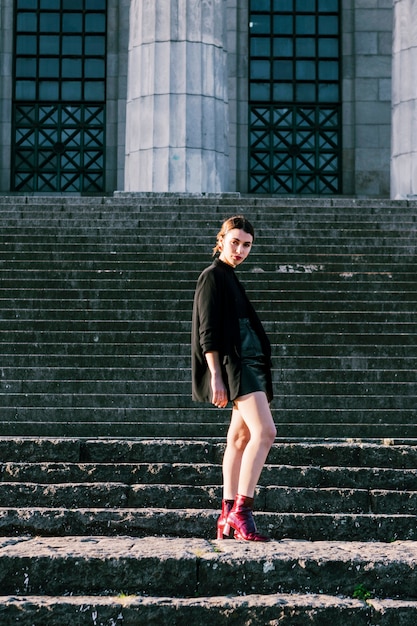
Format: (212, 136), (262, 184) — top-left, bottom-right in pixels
(1, 195), (417, 623)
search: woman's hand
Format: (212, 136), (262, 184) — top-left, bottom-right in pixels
(210, 373), (228, 408)
(205, 351), (229, 408)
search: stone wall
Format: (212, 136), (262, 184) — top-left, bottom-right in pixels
(226, 0), (249, 193)
(106, 0), (129, 193)
(350, 0), (393, 196)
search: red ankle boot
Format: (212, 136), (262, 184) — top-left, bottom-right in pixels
(226, 494), (270, 542)
(216, 499), (234, 539)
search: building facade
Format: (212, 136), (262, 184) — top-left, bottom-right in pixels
(0, 0), (414, 198)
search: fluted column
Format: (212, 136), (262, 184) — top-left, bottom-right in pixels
(391, 0), (417, 198)
(124, 0), (229, 193)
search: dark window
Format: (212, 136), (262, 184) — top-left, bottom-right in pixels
(12, 0), (107, 192)
(249, 0), (341, 194)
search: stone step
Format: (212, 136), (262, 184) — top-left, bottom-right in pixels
(0, 420), (234, 438)
(1, 228), (416, 241)
(1, 437), (416, 464)
(1, 256), (409, 268)
(0, 482), (382, 513)
(0, 248), (415, 263)
(1, 267), (417, 280)
(1, 229), (417, 243)
(3, 327), (417, 343)
(0, 271), (416, 286)
(2, 411), (417, 436)
(0, 196), (415, 212)
(3, 367), (417, 384)
(3, 592), (411, 626)
(0, 480), (415, 518)
(0, 232), (415, 246)
(0, 274), (415, 289)
(4, 461), (417, 489)
(0, 536), (416, 601)
(2, 291), (416, 309)
(4, 390), (417, 412)
(3, 321), (417, 338)
(3, 307), (417, 323)
(0, 194), (408, 206)
(0, 507), (415, 541)
(3, 341), (417, 359)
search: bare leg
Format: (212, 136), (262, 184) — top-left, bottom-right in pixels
(233, 391), (276, 497)
(222, 405), (250, 500)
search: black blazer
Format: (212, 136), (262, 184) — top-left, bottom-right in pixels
(191, 258), (273, 403)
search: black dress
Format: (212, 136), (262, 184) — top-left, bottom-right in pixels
(227, 264), (270, 400)
(237, 317), (269, 399)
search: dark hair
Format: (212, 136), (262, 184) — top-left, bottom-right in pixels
(212, 215), (255, 256)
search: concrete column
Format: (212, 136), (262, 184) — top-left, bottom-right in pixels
(125, 0), (229, 193)
(391, 0), (417, 198)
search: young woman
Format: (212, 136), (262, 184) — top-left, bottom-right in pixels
(192, 215), (276, 541)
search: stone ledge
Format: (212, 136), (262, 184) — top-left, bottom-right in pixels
(1, 536), (417, 599)
(0, 593), (376, 626)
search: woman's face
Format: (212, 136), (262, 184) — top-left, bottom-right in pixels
(219, 228), (253, 268)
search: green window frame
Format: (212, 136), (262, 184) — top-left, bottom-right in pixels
(11, 0), (107, 193)
(249, 0), (341, 194)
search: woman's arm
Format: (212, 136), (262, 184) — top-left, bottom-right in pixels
(205, 351), (228, 408)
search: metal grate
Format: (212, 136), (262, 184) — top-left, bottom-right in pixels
(249, 0), (341, 195)
(11, 0), (107, 193)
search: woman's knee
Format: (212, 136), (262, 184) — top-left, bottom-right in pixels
(265, 422), (277, 445)
(227, 427), (250, 451)
(255, 417), (276, 447)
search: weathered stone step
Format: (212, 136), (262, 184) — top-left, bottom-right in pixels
(0, 536), (416, 598)
(2, 295), (417, 313)
(5, 391), (417, 412)
(0, 420), (231, 438)
(1, 438), (416, 468)
(2, 280), (416, 300)
(0, 254), (408, 270)
(2, 233), (416, 249)
(0, 310), (414, 329)
(0, 355), (192, 368)
(0, 242), (413, 261)
(1, 253), (416, 269)
(1, 212), (413, 229)
(4, 367), (417, 385)
(3, 320), (417, 337)
(0, 507), (415, 540)
(4, 405), (417, 433)
(0, 234), (416, 249)
(4, 460), (417, 488)
(0, 482), (387, 513)
(0, 480), (415, 516)
(1, 329), (416, 355)
(4, 382), (417, 406)
(0, 193), (413, 205)
(5, 294), (414, 311)
(3, 212), (415, 224)
(4, 328), (417, 345)
(3, 592), (410, 626)
(0, 271), (414, 293)
(1, 234), (416, 251)
(0, 203), (407, 218)
(1, 271), (417, 288)
(0, 367), (192, 382)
